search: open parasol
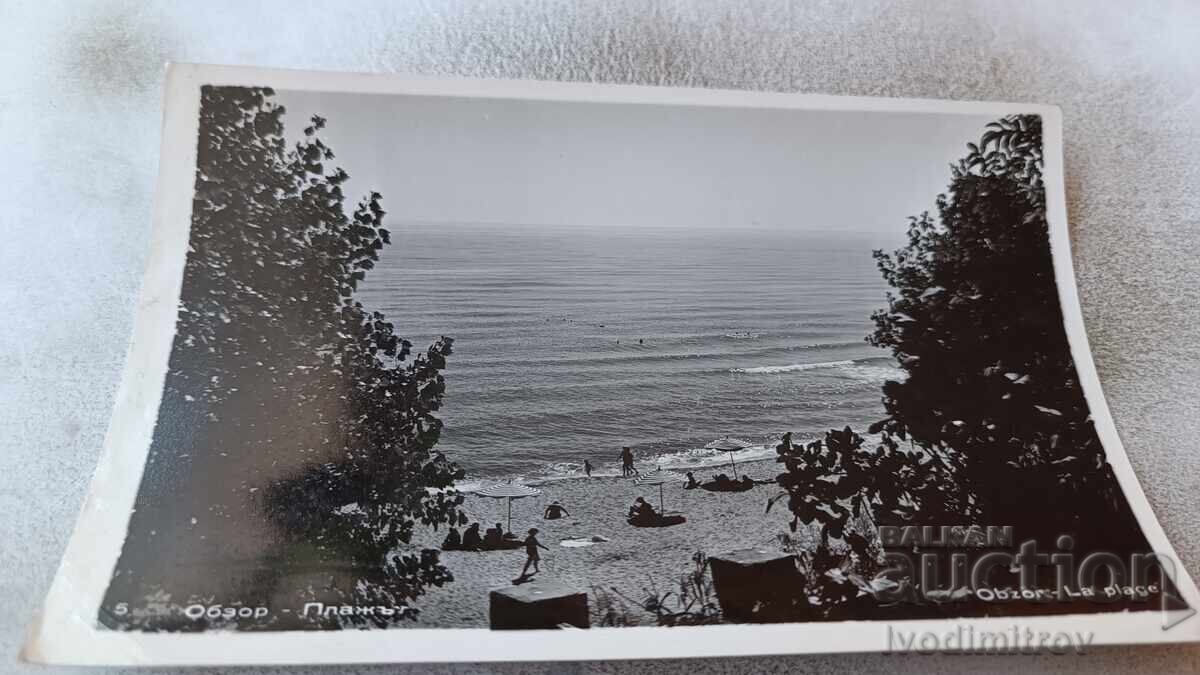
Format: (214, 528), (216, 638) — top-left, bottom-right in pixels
(634, 470), (682, 513)
(704, 437), (754, 476)
(474, 483), (542, 533)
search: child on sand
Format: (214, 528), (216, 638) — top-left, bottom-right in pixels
(520, 528), (550, 577)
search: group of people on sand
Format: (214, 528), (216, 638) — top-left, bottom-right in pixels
(440, 519), (551, 579)
(441, 500), (572, 552)
(683, 470), (755, 490)
(442, 521), (522, 551)
(442, 445), (765, 578)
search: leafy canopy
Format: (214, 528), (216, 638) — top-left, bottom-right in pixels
(774, 116), (1143, 575)
(106, 86), (466, 629)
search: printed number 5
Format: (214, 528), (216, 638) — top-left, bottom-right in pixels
(113, 603), (128, 616)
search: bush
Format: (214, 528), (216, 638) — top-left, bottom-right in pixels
(600, 551), (722, 627)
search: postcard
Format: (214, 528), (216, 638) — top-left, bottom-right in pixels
(23, 64), (1200, 665)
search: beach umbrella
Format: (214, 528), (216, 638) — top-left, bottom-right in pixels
(704, 437), (754, 476)
(635, 470), (682, 513)
(474, 483), (542, 533)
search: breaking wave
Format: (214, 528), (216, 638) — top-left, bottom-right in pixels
(450, 442), (796, 491)
(730, 359), (857, 374)
(728, 356), (899, 376)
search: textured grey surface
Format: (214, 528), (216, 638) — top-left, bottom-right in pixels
(2, 0), (1199, 672)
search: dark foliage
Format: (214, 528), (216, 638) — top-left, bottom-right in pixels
(597, 551), (723, 627)
(769, 428), (967, 553)
(772, 115), (1147, 613)
(111, 86), (466, 627)
(770, 429), (913, 617)
(865, 115), (1139, 544)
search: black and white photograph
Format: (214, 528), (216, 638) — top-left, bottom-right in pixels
(23, 65), (1200, 665)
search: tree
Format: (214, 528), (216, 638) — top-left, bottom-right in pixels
(773, 116), (1145, 578)
(864, 115), (1141, 545)
(102, 86), (464, 629)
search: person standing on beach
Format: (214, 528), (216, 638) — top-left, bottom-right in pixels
(583, 459), (593, 477)
(521, 528), (550, 577)
(619, 447), (637, 477)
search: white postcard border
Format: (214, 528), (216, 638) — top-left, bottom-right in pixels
(22, 63), (1200, 665)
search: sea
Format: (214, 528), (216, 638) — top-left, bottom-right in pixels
(357, 223), (904, 487)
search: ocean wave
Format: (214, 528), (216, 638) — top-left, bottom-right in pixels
(647, 444), (781, 473)
(450, 444), (788, 491)
(730, 360), (856, 374)
(446, 427), (900, 490)
(841, 364), (906, 382)
(447, 341), (874, 374)
(729, 356), (901, 378)
(450, 463), (627, 493)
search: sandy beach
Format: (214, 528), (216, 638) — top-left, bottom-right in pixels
(403, 459), (816, 628)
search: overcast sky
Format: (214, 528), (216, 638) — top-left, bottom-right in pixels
(272, 89), (994, 237)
